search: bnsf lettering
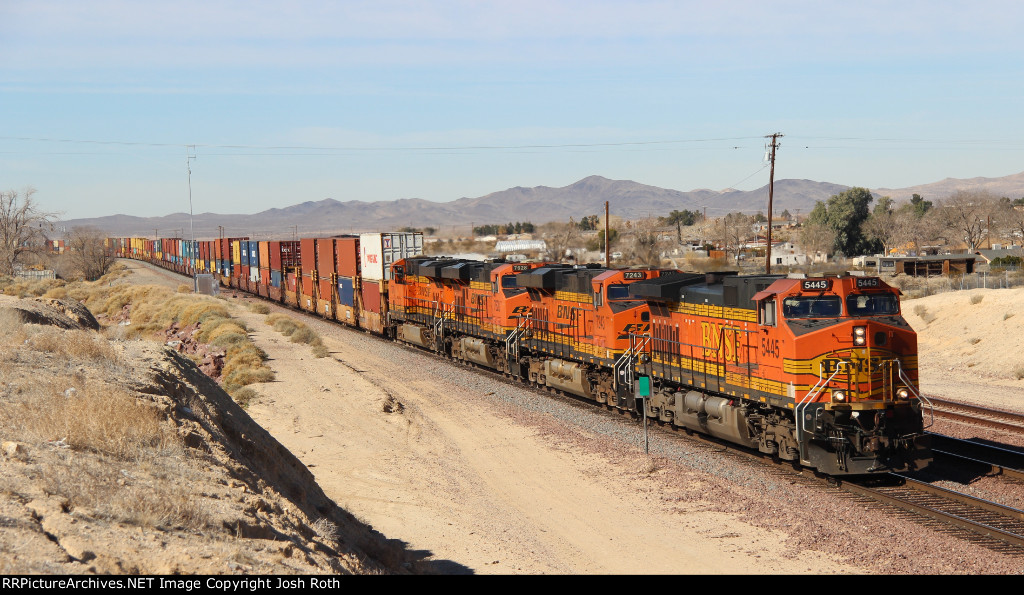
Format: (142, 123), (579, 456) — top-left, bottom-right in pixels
(700, 322), (743, 363)
(556, 305), (576, 319)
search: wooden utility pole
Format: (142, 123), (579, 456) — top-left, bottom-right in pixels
(604, 201), (610, 267)
(764, 133), (783, 274)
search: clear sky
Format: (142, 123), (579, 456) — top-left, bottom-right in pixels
(3, 1), (1024, 220)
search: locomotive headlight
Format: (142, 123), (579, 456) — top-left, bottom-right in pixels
(896, 388), (910, 400)
(853, 326), (867, 346)
(833, 390), (846, 402)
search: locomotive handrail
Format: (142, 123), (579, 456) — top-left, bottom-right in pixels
(795, 359), (852, 466)
(614, 332), (651, 392)
(894, 359), (933, 428)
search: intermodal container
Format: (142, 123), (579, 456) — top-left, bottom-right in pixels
(359, 232), (423, 281)
(336, 236), (359, 277)
(337, 277), (355, 307)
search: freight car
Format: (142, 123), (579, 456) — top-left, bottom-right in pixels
(106, 235), (931, 476)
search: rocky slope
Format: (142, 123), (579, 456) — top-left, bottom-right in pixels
(0, 297), (407, 574)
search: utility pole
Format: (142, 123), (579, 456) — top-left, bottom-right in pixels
(604, 201), (610, 267)
(187, 145), (197, 292)
(764, 133), (783, 274)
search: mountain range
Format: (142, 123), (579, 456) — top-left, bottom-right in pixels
(59, 171), (1024, 239)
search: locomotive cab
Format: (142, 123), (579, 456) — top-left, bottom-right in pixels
(753, 275), (931, 474)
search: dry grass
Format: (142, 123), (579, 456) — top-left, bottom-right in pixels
(0, 378), (177, 460)
(247, 301), (271, 315)
(25, 327), (120, 364)
(43, 454), (210, 531)
(266, 313), (328, 357)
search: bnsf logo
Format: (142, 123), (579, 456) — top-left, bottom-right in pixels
(622, 271), (645, 280)
(511, 305), (531, 315)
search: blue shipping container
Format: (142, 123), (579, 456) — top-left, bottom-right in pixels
(337, 277), (355, 307)
(248, 241), (260, 267)
(271, 270), (282, 288)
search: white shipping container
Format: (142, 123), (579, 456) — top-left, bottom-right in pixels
(359, 232), (424, 281)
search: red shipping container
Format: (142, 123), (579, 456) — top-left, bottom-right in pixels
(300, 238), (317, 271)
(316, 239), (336, 275)
(336, 236), (359, 277)
(319, 279), (333, 301)
(240, 265), (249, 281)
(260, 269), (270, 286)
(361, 280), (381, 313)
(301, 275), (313, 297)
(281, 241), (300, 269)
(287, 273), (297, 292)
(232, 265), (241, 279)
(269, 241), (282, 270)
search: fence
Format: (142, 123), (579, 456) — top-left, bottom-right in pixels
(14, 269), (55, 281)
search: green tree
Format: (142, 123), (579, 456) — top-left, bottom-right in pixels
(659, 209), (701, 243)
(805, 187), (880, 256)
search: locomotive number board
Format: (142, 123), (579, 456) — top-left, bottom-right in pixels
(855, 277), (881, 288)
(801, 279), (831, 291)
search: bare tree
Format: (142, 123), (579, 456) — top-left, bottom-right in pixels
(718, 212), (748, 266)
(0, 187), (59, 275)
(935, 190), (1002, 252)
(67, 226), (115, 281)
(798, 220), (837, 259)
(541, 220), (581, 262)
(626, 218), (668, 267)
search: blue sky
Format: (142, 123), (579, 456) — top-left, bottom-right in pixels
(3, 1), (1024, 220)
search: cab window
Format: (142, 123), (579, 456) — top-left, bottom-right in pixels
(782, 296), (842, 319)
(501, 275), (518, 289)
(607, 284), (630, 300)
(846, 293), (899, 316)
(760, 299), (776, 326)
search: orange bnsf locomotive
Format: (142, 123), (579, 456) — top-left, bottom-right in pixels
(389, 258), (931, 475)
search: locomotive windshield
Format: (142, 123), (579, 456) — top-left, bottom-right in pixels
(782, 296), (842, 319)
(846, 293), (899, 316)
(607, 284), (631, 300)
(501, 275), (518, 288)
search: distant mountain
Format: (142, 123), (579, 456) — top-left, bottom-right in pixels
(873, 171), (1024, 202)
(59, 172), (1024, 239)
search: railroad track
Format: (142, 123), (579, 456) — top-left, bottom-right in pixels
(926, 396), (1024, 434)
(927, 434), (1024, 484)
(842, 476), (1024, 555)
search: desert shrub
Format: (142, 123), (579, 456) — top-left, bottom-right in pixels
(247, 301), (270, 315)
(312, 344), (330, 358)
(913, 305), (927, 318)
(231, 387), (260, 409)
(1005, 312), (1015, 321)
(969, 337), (981, 345)
(1016, 368), (1024, 380)
(970, 294), (984, 305)
(176, 284), (192, 293)
(290, 326), (318, 345)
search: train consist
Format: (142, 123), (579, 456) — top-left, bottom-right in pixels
(108, 234), (932, 476)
